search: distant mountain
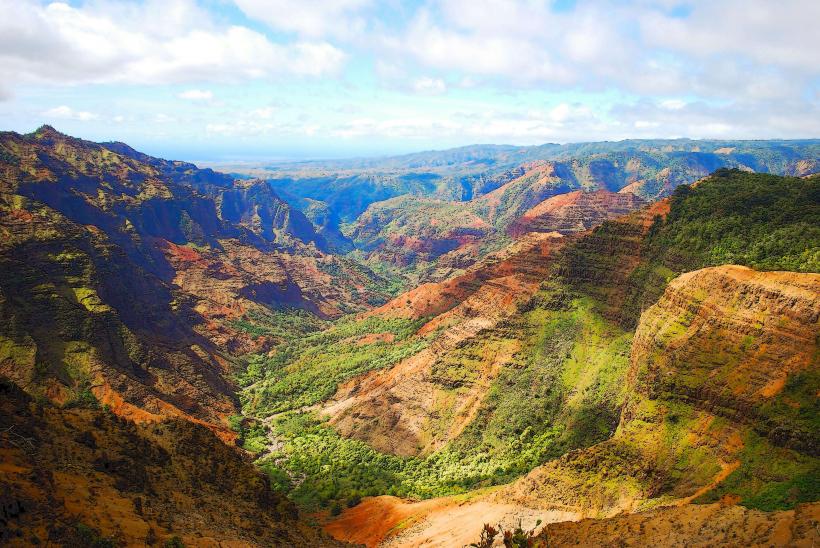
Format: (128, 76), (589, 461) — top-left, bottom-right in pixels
(260, 138), (819, 204)
(245, 139), (820, 286)
(256, 139), (819, 178)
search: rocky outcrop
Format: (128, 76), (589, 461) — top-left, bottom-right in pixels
(534, 501), (820, 547)
(0, 378), (342, 547)
(349, 195), (493, 283)
(508, 189), (646, 237)
(556, 199), (671, 327)
(629, 265), (820, 454)
(214, 179), (328, 250)
(0, 191), (238, 438)
(499, 266), (820, 514)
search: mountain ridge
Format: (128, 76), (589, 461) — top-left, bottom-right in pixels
(1, 128), (818, 547)
(0, 126), (391, 441)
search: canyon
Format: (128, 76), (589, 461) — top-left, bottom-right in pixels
(1, 127), (818, 546)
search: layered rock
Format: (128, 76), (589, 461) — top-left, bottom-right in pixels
(323, 232), (568, 456)
(534, 501), (820, 547)
(214, 179), (328, 250)
(0, 378), (342, 547)
(499, 265), (820, 514)
(556, 199), (671, 327)
(508, 189), (646, 237)
(629, 265), (820, 452)
(0, 191), (237, 436)
(349, 194), (492, 277)
(0, 126), (388, 434)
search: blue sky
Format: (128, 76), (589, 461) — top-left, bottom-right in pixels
(1, 0), (818, 161)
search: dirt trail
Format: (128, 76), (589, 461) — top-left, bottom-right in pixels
(324, 495), (578, 547)
(678, 460), (741, 506)
(324, 457), (755, 547)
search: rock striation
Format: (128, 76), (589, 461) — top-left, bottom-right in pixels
(501, 265), (820, 514)
(0, 378), (342, 546)
(508, 189), (646, 237)
(0, 126), (388, 435)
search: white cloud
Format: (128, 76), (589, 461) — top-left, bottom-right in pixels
(390, 8), (576, 85)
(549, 103), (572, 123)
(205, 118), (319, 138)
(251, 107), (277, 119)
(177, 89), (213, 101)
(0, 0), (347, 90)
(640, 0), (820, 73)
(611, 97), (820, 140)
(232, 0), (370, 39)
(660, 99), (687, 110)
(42, 105), (98, 121)
(331, 117), (459, 139)
(3, 0), (819, 146)
(328, 103), (601, 142)
(154, 113), (176, 124)
(412, 77), (446, 95)
(375, 0), (819, 103)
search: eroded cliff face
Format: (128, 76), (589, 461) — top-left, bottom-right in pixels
(534, 501), (820, 548)
(0, 126), (388, 435)
(628, 265), (819, 453)
(326, 265), (817, 546)
(323, 232), (569, 456)
(508, 189), (646, 237)
(500, 265), (820, 515)
(0, 379), (342, 547)
(214, 179), (329, 250)
(344, 166), (652, 286)
(319, 193), (670, 458)
(555, 199), (672, 328)
(349, 195), (492, 276)
(326, 495), (820, 548)
(0, 192), (238, 437)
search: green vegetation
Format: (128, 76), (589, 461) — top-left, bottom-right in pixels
(228, 414), (269, 454)
(163, 536), (185, 548)
(759, 368), (820, 452)
(258, 411), (517, 509)
(238, 170), (820, 514)
(230, 308), (328, 343)
(689, 367), (820, 510)
(70, 523), (116, 548)
(695, 431), (820, 510)
(241, 315), (431, 415)
(65, 380), (101, 409)
(447, 292), (632, 472)
(648, 170), (820, 273)
(563, 169), (820, 328)
(248, 285), (633, 510)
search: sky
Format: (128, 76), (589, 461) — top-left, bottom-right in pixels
(1, 0), (818, 161)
